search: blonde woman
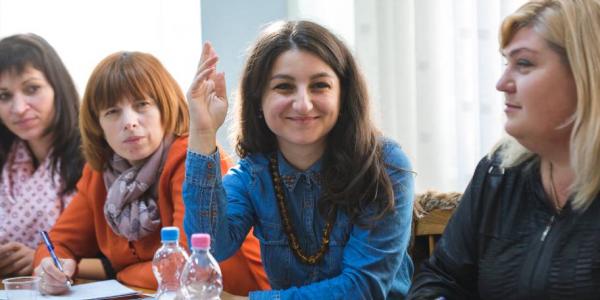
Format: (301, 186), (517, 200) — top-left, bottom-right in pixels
(409, 0), (600, 299)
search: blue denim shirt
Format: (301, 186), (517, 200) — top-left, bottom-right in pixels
(183, 139), (414, 299)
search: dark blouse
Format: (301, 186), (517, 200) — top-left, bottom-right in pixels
(408, 155), (600, 300)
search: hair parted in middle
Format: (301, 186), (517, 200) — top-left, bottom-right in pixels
(233, 20), (399, 225)
(80, 51), (189, 171)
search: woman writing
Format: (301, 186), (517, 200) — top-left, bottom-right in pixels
(0, 33), (83, 277)
(33, 51), (267, 295)
(408, 0), (600, 299)
(184, 20), (415, 299)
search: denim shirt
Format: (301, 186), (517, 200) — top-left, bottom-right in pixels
(183, 139), (414, 299)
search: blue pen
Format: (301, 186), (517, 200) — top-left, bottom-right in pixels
(40, 230), (73, 286)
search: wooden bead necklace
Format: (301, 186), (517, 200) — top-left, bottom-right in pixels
(268, 153), (337, 265)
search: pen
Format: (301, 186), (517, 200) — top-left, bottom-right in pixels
(39, 230), (73, 286)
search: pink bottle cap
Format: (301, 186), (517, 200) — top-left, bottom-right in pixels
(191, 233), (211, 249)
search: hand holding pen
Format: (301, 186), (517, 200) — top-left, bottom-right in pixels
(34, 231), (76, 295)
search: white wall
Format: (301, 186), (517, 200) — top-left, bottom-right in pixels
(0, 0), (201, 97)
(200, 0), (288, 154)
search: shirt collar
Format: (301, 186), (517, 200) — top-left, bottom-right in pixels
(276, 151), (323, 192)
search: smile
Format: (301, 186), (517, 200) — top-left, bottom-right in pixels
(287, 116), (319, 122)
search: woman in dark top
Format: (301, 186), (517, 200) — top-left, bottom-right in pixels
(408, 0), (600, 299)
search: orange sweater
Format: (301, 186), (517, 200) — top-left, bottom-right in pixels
(34, 137), (269, 294)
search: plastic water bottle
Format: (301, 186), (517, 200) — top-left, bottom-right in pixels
(180, 233), (223, 300)
(152, 226), (189, 300)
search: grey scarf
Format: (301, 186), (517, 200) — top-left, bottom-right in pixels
(102, 135), (174, 241)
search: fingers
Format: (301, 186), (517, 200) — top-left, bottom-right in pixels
(14, 260), (33, 276)
(0, 242), (25, 272)
(189, 67), (216, 94)
(0, 244), (34, 276)
(197, 42), (218, 72)
(40, 257), (71, 285)
(40, 278), (70, 295)
(198, 41), (211, 68)
(3, 255), (31, 276)
(61, 258), (76, 278)
(213, 72), (228, 100)
(195, 56), (219, 77)
(0, 251), (14, 270)
(0, 241), (14, 254)
(38, 257), (73, 295)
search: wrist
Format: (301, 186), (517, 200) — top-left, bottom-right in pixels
(188, 131), (217, 155)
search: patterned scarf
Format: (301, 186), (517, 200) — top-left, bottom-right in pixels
(102, 135), (173, 241)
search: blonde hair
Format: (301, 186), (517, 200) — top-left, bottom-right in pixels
(495, 0), (600, 210)
(80, 51), (189, 171)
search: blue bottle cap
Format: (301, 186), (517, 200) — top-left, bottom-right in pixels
(161, 226), (179, 242)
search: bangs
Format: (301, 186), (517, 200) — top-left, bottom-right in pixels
(88, 53), (158, 114)
(0, 43), (44, 77)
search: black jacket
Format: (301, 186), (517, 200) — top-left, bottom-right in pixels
(408, 155), (600, 300)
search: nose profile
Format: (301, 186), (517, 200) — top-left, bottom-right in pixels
(496, 69), (515, 93)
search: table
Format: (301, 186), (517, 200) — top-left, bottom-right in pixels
(1, 279), (248, 300)
(78, 279), (248, 299)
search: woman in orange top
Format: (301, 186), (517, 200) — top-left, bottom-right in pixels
(33, 51), (268, 295)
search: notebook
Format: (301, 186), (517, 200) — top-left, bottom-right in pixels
(1, 279), (150, 300)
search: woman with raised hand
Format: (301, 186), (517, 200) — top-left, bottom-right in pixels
(0, 33), (83, 277)
(32, 51), (267, 295)
(184, 20), (415, 299)
(408, 0), (600, 299)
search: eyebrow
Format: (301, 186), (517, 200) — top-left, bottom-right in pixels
(0, 76), (44, 90)
(270, 72), (334, 81)
(502, 47), (539, 58)
(22, 77), (44, 84)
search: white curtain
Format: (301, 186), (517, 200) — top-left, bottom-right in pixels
(350, 0), (526, 193)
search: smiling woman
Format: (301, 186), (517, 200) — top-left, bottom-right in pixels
(31, 51), (268, 296)
(183, 20), (415, 299)
(261, 49), (341, 170)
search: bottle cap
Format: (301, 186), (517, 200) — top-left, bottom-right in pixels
(161, 226), (179, 242)
(191, 233), (211, 249)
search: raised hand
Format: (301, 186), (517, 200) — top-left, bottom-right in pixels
(35, 257), (76, 295)
(0, 241), (34, 276)
(187, 42), (228, 154)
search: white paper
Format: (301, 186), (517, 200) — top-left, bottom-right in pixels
(1, 279), (142, 300)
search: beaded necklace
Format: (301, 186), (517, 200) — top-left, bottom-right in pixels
(268, 153), (337, 265)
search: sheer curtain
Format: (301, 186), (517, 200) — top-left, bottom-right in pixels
(201, 0), (527, 193)
(311, 0), (526, 192)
